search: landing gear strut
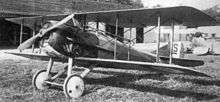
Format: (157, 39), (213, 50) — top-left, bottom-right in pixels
(32, 57), (92, 99)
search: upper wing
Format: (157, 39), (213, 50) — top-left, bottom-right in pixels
(6, 6), (216, 29)
(0, 11), (37, 18)
(7, 52), (208, 77)
(6, 14), (68, 29)
(74, 6), (216, 27)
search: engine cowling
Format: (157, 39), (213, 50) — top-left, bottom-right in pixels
(40, 20), (99, 58)
(46, 28), (82, 58)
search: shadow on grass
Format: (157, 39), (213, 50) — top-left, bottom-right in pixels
(173, 76), (220, 86)
(82, 70), (218, 101)
(88, 69), (220, 86)
(48, 69), (219, 101)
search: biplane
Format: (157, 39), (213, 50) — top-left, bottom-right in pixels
(6, 6), (216, 98)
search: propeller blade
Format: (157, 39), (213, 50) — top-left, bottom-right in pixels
(72, 17), (81, 28)
(41, 14), (75, 37)
(17, 14), (75, 50)
(17, 33), (41, 50)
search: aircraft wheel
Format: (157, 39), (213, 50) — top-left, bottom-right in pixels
(63, 75), (84, 98)
(32, 70), (49, 90)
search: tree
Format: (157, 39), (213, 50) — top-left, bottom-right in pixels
(115, 0), (131, 5)
(203, 5), (220, 18)
(115, 0), (143, 7)
(203, 5), (220, 24)
(152, 4), (162, 8)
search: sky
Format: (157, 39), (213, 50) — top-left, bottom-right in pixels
(141, 0), (220, 10)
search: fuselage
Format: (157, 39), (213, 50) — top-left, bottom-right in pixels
(44, 23), (157, 63)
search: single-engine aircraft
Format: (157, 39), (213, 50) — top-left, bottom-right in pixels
(7, 6), (216, 98)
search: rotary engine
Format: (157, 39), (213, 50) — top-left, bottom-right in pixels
(42, 21), (98, 58)
(47, 28), (83, 58)
(39, 20), (83, 58)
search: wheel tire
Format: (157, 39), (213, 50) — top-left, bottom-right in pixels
(32, 70), (49, 90)
(63, 75), (84, 98)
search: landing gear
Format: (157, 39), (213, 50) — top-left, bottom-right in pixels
(32, 58), (54, 90)
(32, 70), (49, 90)
(63, 75), (84, 98)
(32, 57), (92, 99)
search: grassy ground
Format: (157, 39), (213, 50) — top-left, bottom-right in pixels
(0, 53), (220, 102)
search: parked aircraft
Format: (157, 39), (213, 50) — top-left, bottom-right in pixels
(7, 6), (216, 98)
(191, 33), (220, 55)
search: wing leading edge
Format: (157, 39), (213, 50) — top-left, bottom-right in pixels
(7, 52), (208, 77)
(74, 6), (216, 27)
(6, 6), (216, 29)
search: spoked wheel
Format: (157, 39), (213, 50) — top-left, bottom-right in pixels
(63, 75), (84, 99)
(32, 70), (49, 90)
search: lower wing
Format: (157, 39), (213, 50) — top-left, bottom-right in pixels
(159, 56), (204, 67)
(7, 52), (208, 77)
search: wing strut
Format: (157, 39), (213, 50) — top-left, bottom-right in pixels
(32, 22), (36, 53)
(96, 21), (99, 35)
(169, 18), (175, 64)
(83, 15), (87, 31)
(39, 18), (44, 54)
(156, 15), (161, 63)
(128, 27), (132, 60)
(19, 18), (24, 51)
(127, 19), (133, 61)
(114, 14), (119, 60)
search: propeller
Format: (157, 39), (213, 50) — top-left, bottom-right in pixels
(18, 14), (75, 50)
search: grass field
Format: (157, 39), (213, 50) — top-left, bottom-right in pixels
(0, 52), (220, 102)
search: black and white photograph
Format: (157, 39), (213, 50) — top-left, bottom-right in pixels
(0, 0), (220, 102)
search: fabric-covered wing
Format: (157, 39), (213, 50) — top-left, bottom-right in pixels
(6, 6), (216, 29)
(159, 56), (204, 67)
(6, 52), (67, 62)
(0, 11), (37, 18)
(74, 6), (216, 27)
(7, 52), (208, 77)
(75, 57), (208, 77)
(6, 14), (68, 29)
